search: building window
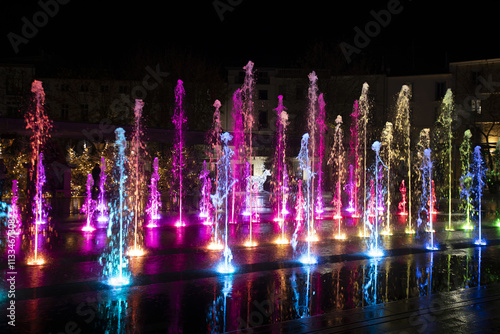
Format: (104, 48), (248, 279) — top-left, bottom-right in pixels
(81, 104), (89, 121)
(435, 82), (446, 101)
(472, 99), (482, 114)
(258, 110), (269, 129)
(258, 90), (268, 100)
(61, 104), (69, 120)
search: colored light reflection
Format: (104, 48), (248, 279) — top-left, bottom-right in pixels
(298, 254), (317, 265)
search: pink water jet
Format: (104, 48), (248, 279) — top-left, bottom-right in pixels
(242, 61), (257, 247)
(398, 180), (408, 216)
(81, 174), (96, 232)
(429, 180), (437, 215)
(146, 157), (161, 228)
(348, 101), (361, 217)
(315, 93), (327, 218)
(230, 89), (244, 224)
(199, 160), (213, 225)
(96, 157), (108, 223)
(306, 72), (319, 232)
(207, 100), (222, 227)
(272, 95), (289, 230)
(173, 80), (187, 227)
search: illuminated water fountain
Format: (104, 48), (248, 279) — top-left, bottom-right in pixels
(419, 149), (438, 250)
(292, 133), (317, 264)
(398, 180), (408, 216)
(347, 101), (361, 217)
(230, 89), (244, 225)
(99, 127), (131, 286)
(206, 100), (223, 228)
(173, 80), (187, 227)
(306, 72), (319, 238)
(437, 89), (455, 231)
(329, 115), (346, 239)
(366, 141), (384, 257)
(315, 93), (327, 218)
(295, 180), (305, 223)
(472, 146), (486, 246)
(97, 157), (108, 223)
(359, 83), (370, 237)
(242, 61), (258, 245)
(26, 80), (52, 266)
(460, 130), (474, 230)
(273, 95), (290, 244)
(394, 85), (413, 234)
(380, 122), (393, 235)
(199, 160), (213, 225)
(129, 99), (147, 256)
(146, 157), (161, 227)
(214, 132), (236, 273)
(81, 174), (96, 232)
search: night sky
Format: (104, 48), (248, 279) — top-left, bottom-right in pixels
(1, 1), (499, 74)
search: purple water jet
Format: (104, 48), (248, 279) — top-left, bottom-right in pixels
(146, 157), (161, 227)
(172, 80), (187, 227)
(81, 174), (96, 232)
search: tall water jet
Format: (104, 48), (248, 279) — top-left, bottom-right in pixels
(307, 72), (319, 237)
(348, 101), (361, 217)
(472, 146), (486, 245)
(367, 141), (384, 257)
(328, 116), (346, 239)
(418, 149), (438, 250)
(394, 85), (413, 234)
(272, 95), (290, 244)
(460, 130), (474, 230)
(146, 157), (161, 227)
(242, 61), (257, 246)
(207, 100), (223, 228)
(129, 99), (147, 256)
(381, 122), (393, 235)
(213, 132), (236, 273)
(81, 174), (96, 232)
(173, 80), (187, 227)
(97, 157), (108, 223)
(315, 93), (327, 218)
(99, 128), (131, 286)
(230, 89), (244, 224)
(436, 89), (455, 231)
(359, 83), (370, 237)
(25, 80), (52, 265)
(293, 133), (317, 264)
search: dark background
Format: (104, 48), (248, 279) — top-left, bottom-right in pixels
(1, 1), (498, 74)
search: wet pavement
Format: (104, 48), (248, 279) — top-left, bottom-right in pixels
(2, 201), (500, 333)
